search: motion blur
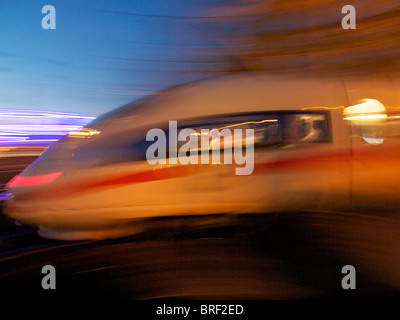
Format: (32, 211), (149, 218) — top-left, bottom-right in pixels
(3, 73), (400, 240)
(1, 0), (400, 300)
(0, 109), (93, 194)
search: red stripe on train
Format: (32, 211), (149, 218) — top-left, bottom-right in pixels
(13, 144), (400, 201)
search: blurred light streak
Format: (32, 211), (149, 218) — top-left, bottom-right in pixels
(86, 5), (266, 21)
(343, 99), (387, 121)
(344, 114), (388, 121)
(68, 129), (101, 138)
(0, 109), (95, 156)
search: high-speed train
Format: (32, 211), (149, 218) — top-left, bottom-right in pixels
(2, 73), (400, 240)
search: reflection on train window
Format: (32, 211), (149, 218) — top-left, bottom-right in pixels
(280, 113), (330, 144)
(151, 111), (331, 160)
(172, 111), (330, 155)
(175, 114), (282, 153)
(87, 111), (331, 166)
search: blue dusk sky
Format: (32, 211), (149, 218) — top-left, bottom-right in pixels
(0, 0), (226, 117)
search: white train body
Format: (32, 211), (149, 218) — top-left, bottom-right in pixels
(3, 73), (400, 239)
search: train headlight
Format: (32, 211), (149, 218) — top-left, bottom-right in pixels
(344, 99), (387, 144)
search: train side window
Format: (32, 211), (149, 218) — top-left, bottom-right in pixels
(142, 111), (331, 163)
(174, 113), (282, 154)
(280, 112), (330, 144)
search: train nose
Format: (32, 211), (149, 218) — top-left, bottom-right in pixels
(0, 192), (20, 223)
(0, 192), (13, 212)
(1, 190), (40, 227)
(0, 191), (11, 202)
